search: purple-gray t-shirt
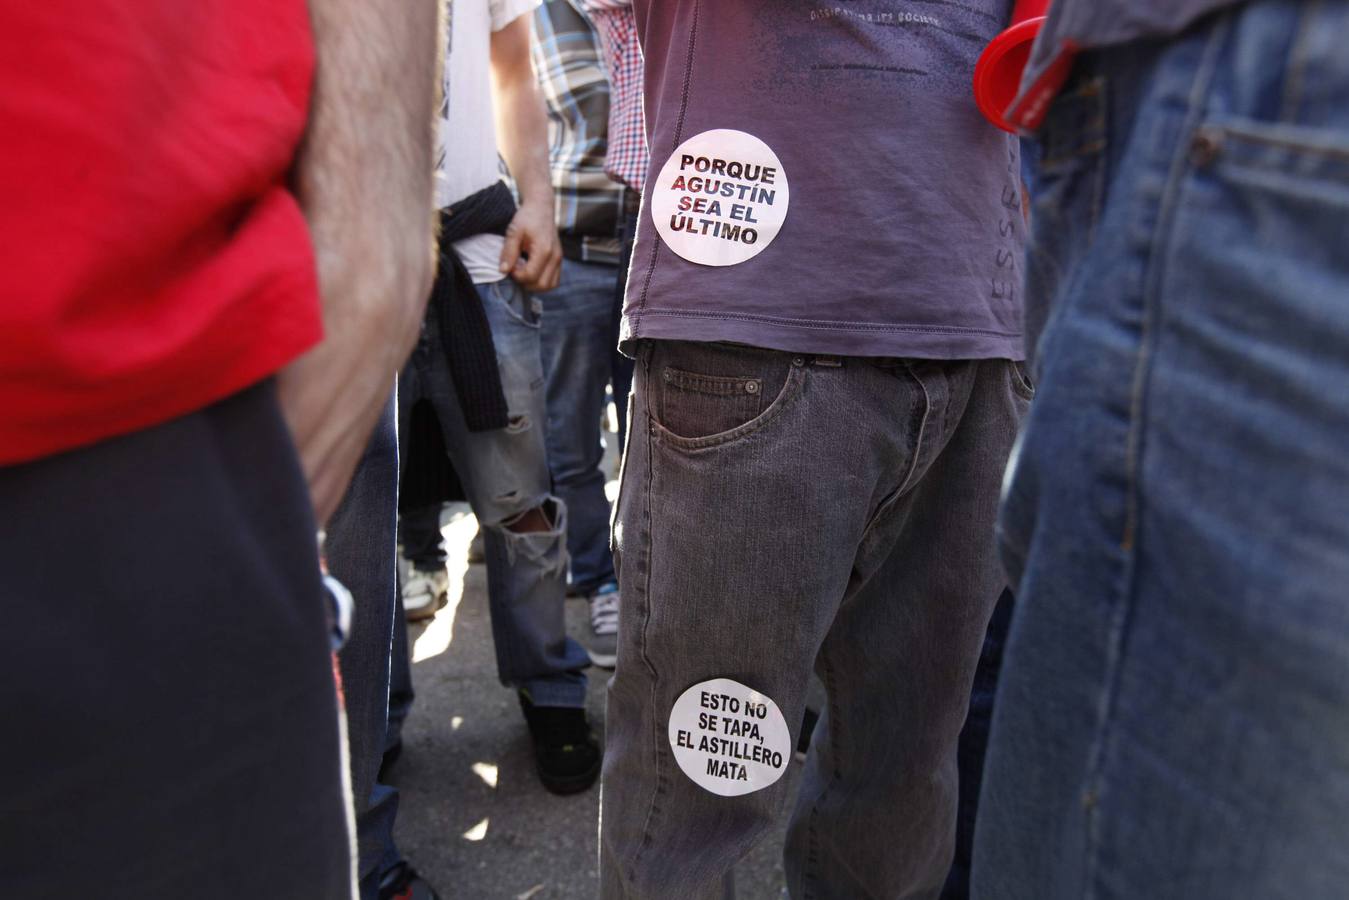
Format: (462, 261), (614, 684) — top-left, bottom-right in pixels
(1022, 0), (1250, 90)
(622, 0), (1025, 360)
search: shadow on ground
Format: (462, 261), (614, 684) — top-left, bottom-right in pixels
(386, 507), (798, 899)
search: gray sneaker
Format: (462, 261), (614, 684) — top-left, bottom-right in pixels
(402, 567), (448, 622)
(587, 583), (620, 668)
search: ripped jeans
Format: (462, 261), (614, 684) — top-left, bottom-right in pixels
(399, 278), (589, 708)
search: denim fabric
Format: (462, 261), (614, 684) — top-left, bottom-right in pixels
(941, 589), (1015, 900)
(386, 590), (414, 754)
(600, 341), (1027, 899)
(538, 257), (622, 594)
(974, 3), (1349, 898)
(329, 399), (403, 897)
(400, 279), (589, 707)
(0, 381), (352, 898)
(611, 210), (640, 452)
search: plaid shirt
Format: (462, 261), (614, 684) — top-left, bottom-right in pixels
(578, 0), (648, 193)
(531, 0), (626, 263)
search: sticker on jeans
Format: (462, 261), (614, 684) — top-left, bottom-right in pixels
(651, 129), (790, 267)
(668, 678), (792, 797)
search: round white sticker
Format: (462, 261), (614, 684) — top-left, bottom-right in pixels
(668, 678), (792, 797)
(651, 129), (790, 267)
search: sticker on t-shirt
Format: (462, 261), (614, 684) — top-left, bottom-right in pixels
(668, 678), (792, 796)
(652, 129), (790, 267)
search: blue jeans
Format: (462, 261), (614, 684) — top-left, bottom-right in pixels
(974, 3), (1349, 897)
(538, 257), (622, 594)
(400, 279), (589, 707)
(329, 398), (403, 897)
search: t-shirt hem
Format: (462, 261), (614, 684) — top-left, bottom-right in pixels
(455, 233), (510, 285)
(621, 308), (1024, 361)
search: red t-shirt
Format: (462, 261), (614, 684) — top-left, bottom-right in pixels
(0, 2), (322, 465)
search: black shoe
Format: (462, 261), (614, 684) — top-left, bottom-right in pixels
(518, 692), (602, 795)
(378, 740), (403, 782)
(377, 862), (440, 900)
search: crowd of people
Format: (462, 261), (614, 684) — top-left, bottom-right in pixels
(4, 0), (1347, 898)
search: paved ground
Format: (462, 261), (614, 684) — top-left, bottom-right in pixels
(387, 466), (798, 898)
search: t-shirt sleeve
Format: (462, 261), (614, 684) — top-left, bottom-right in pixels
(489, 0), (542, 32)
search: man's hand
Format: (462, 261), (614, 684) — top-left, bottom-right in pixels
(283, 0), (440, 526)
(491, 13), (561, 294)
(499, 200), (562, 292)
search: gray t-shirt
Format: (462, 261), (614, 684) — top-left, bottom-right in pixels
(1023, 0), (1249, 89)
(623, 0), (1025, 360)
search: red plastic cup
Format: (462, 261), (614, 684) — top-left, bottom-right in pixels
(973, 0), (1052, 132)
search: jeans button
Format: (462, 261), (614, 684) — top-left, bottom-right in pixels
(1189, 128), (1223, 168)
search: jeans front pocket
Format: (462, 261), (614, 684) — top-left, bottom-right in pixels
(648, 341), (807, 452)
(487, 278), (542, 329)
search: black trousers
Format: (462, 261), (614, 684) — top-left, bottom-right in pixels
(0, 381), (351, 899)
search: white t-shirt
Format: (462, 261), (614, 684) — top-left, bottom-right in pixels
(437, 0), (539, 284)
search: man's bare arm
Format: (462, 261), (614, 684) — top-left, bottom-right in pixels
(281, 0), (441, 526)
(492, 13), (562, 293)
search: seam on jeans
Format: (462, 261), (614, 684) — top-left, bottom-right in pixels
(1080, 19), (1231, 900)
(1280, 0), (1321, 126)
(893, 364), (934, 499)
(1215, 121), (1349, 161)
(1008, 359), (1036, 401)
(662, 367), (763, 397)
(629, 350), (666, 883)
(1087, 112), (1108, 246)
(855, 365), (931, 550)
(482, 532), (524, 686)
(609, 379), (635, 570)
(632, 0), (701, 336)
(494, 279), (542, 330)
(802, 650), (842, 900)
(939, 367), (959, 455)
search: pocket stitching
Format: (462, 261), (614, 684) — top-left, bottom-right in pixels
(650, 364), (807, 452)
(1009, 360), (1035, 400)
(662, 367), (763, 397)
(490, 280), (541, 329)
(1210, 120), (1349, 165)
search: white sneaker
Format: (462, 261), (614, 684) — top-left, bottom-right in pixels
(403, 568), (448, 622)
(587, 584), (620, 668)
